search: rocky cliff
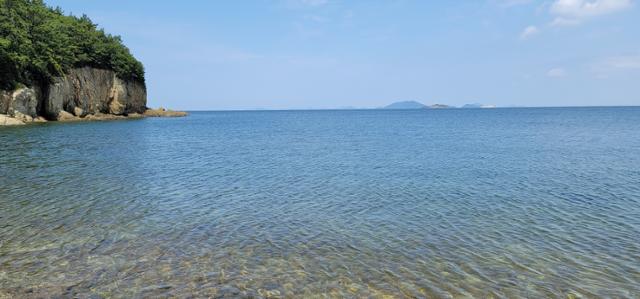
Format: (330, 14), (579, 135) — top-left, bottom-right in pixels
(1, 67), (146, 123)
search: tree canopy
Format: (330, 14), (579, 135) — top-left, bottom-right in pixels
(0, 0), (144, 90)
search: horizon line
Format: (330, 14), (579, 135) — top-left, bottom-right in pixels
(170, 105), (640, 112)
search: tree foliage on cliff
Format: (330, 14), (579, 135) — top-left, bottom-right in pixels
(0, 0), (144, 89)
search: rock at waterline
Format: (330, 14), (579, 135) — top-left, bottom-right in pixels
(0, 114), (25, 126)
(144, 107), (188, 117)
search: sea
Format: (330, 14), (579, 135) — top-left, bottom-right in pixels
(1, 107), (639, 298)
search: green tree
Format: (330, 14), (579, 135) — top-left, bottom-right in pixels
(0, 0), (144, 90)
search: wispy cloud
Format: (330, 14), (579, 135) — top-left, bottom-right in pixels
(510, 0), (633, 38)
(550, 0), (633, 26)
(603, 54), (640, 69)
(592, 54), (640, 77)
(547, 67), (567, 77)
(520, 25), (540, 39)
(549, 17), (583, 26)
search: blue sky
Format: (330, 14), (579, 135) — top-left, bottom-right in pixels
(48, 0), (639, 109)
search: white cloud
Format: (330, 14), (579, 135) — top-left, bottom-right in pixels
(547, 67), (567, 77)
(550, 0), (633, 25)
(520, 25), (540, 39)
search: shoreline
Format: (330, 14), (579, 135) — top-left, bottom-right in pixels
(0, 107), (187, 126)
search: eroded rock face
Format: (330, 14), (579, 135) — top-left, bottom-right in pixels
(1, 67), (147, 124)
(113, 78), (146, 115)
(0, 87), (40, 118)
(0, 90), (11, 115)
(13, 88), (40, 117)
(44, 67), (146, 119)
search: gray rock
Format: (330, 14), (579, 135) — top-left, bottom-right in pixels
(2, 67), (146, 122)
(0, 90), (10, 115)
(0, 87), (40, 118)
(43, 67), (146, 118)
(12, 87), (39, 117)
(216, 285), (241, 298)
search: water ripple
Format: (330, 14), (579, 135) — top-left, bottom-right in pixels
(1, 108), (640, 298)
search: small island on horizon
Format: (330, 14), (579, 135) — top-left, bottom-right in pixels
(380, 100), (495, 110)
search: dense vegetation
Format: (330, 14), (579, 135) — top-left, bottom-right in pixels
(0, 0), (144, 90)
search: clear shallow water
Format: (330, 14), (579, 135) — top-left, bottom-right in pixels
(1, 108), (639, 298)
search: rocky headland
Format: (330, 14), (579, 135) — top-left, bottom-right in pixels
(0, 67), (186, 126)
(1, 67), (143, 125)
(0, 1), (185, 126)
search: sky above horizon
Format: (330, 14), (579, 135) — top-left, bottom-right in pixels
(47, 0), (639, 110)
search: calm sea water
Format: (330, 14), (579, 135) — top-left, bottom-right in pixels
(1, 108), (639, 298)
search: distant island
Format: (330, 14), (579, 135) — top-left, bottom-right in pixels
(381, 101), (493, 110)
(0, 0), (184, 126)
(429, 104), (451, 109)
(382, 101), (427, 109)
